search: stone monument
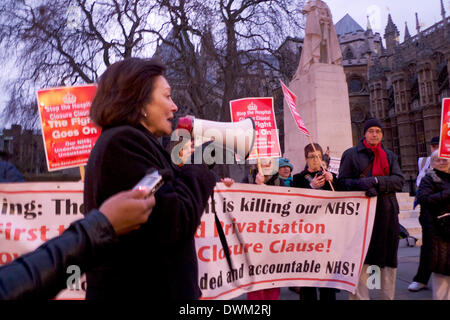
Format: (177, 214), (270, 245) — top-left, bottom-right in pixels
(284, 0), (353, 173)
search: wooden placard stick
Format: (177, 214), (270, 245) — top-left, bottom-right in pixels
(79, 166), (85, 182)
(255, 149), (263, 175)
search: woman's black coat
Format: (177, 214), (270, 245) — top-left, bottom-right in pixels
(338, 139), (405, 268)
(416, 169), (450, 276)
(84, 124), (216, 300)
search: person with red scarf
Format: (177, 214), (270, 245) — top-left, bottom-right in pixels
(338, 118), (405, 300)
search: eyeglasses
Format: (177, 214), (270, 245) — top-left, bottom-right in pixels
(366, 129), (382, 135)
(306, 155), (322, 160)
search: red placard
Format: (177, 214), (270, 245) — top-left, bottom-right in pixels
(439, 98), (450, 159)
(36, 85), (100, 171)
(230, 97), (281, 159)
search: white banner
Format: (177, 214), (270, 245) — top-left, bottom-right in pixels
(0, 182), (85, 299)
(1, 182), (376, 300)
(328, 157), (341, 176)
(196, 183), (376, 300)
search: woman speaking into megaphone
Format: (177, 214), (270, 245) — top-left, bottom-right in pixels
(84, 58), (217, 300)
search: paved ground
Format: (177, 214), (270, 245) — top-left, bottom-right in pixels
(233, 244), (433, 300)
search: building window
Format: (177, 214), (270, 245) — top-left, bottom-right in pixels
(427, 82), (434, 104)
(415, 122), (427, 157)
(344, 47), (355, 60)
(392, 126), (399, 149)
(437, 62), (449, 93)
(349, 78), (363, 93)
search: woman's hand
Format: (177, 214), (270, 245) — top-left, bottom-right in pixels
(310, 173), (326, 189)
(220, 177), (235, 187)
(323, 171), (333, 182)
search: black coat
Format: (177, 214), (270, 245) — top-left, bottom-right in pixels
(84, 124), (216, 300)
(266, 174), (293, 187)
(338, 139), (405, 268)
(0, 210), (116, 300)
(293, 169), (337, 191)
(416, 169), (450, 275)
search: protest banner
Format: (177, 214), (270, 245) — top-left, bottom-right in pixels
(2, 182), (376, 300)
(439, 98), (450, 158)
(195, 183), (376, 300)
(230, 97), (281, 160)
(0, 182), (85, 299)
(36, 85), (100, 171)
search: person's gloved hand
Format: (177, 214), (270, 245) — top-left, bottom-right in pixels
(359, 177), (377, 190)
(365, 187), (378, 197)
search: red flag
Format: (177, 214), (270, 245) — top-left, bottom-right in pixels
(439, 98), (450, 159)
(280, 80), (310, 136)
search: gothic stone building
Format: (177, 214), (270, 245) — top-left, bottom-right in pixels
(335, 3), (450, 183)
(152, 3), (449, 185)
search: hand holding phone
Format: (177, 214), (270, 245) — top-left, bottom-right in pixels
(133, 169), (164, 197)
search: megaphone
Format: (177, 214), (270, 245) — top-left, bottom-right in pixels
(176, 115), (256, 162)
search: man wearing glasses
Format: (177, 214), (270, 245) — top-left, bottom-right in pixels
(338, 118), (405, 300)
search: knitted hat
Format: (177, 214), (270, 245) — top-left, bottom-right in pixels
(430, 136), (439, 145)
(364, 118), (383, 134)
(278, 158), (293, 172)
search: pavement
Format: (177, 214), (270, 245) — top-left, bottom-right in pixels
(233, 243), (433, 300)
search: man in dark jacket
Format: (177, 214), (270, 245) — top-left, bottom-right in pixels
(338, 118), (405, 300)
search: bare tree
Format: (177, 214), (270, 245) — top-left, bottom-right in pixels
(151, 0), (305, 177)
(0, 0), (305, 133)
(154, 0), (305, 122)
(0, 0), (162, 128)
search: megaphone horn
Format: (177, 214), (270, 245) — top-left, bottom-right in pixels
(176, 115), (256, 160)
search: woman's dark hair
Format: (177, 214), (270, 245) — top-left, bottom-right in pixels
(304, 143), (323, 158)
(90, 57), (166, 128)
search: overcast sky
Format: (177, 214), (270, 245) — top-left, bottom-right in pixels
(327, 0), (449, 40)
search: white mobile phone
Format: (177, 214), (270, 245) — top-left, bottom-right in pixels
(133, 170), (164, 196)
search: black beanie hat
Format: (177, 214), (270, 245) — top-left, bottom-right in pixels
(430, 136), (439, 145)
(364, 118), (383, 134)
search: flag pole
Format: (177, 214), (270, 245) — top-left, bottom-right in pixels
(255, 149), (263, 175)
(279, 80), (334, 191)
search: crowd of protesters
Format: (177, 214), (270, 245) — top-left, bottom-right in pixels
(0, 57), (448, 301)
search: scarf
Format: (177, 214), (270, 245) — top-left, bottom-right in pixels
(279, 176), (293, 187)
(363, 139), (390, 176)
